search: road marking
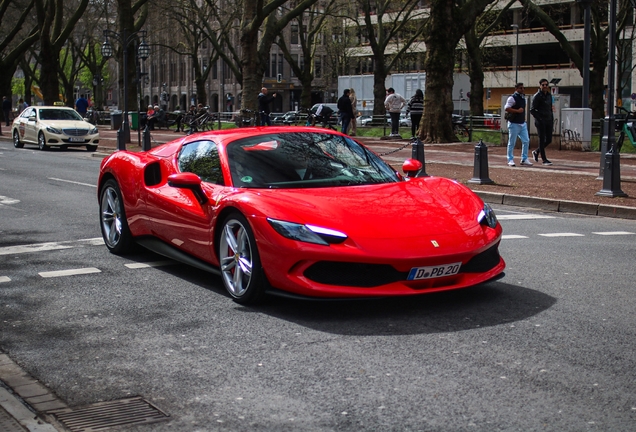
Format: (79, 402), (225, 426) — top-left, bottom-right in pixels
(592, 231), (635, 236)
(125, 261), (176, 269)
(502, 235), (529, 239)
(48, 177), (97, 188)
(497, 214), (555, 220)
(0, 195), (20, 205)
(0, 276), (10, 283)
(39, 268), (101, 278)
(0, 238), (103, 256)
(538, 233), (585, 237)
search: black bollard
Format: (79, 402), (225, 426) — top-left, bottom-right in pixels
(468, 139), (494, 184)
(117, 128), (126, 151)
(411, 138), (428, 177)
(596, 116), (627, 197)
(597, 118), (607, 180)
(142, 126), (152, 151)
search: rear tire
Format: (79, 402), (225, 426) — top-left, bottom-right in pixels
(99, 179), (135, 254)
(13, 130), (23, 148)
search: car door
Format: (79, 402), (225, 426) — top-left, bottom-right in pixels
(145, 140), (226, 263)
(20, 108), (37, 144)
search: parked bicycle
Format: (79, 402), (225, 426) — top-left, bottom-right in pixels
(452, 114), (469, 138)
(185, 107), (216, 135)
(615, 106), (636, 152)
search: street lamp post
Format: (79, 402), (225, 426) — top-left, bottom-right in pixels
(596, 0), (626, 197)
(511, 24), (519, 84)
(101, 29), (150, 150)
(576, 0), (592, 108)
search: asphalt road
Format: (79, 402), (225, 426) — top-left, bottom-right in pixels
(1, 142), (635, 431)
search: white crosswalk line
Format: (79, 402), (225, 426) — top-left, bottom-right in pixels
(538, 233), (585, 237)
(0, 238), (103, 256)
(48, 178), (97, 188)
(497, 214), (556, 220)
(0, 276), (11, 283)
(592, 231), (635, 236)
(125, 261), (176, 269)
(502, 235), (529, 239)
(39, 268), (101, 278)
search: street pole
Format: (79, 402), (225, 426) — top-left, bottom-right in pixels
(511, 24), (519, 84)
(596, 0), (627, 197)
(102, 29), (149, 150)
(577, 0), (592, 108)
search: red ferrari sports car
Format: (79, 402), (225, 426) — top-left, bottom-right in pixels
(98, 126), (504, 304)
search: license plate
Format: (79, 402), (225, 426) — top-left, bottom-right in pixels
(68, 137), (85, 142)
(407, 262), (461, 280)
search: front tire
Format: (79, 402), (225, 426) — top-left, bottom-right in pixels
(38, 132), (49, 151)
(86, 144), (98, 152)
(218, 212), (267, 304)
(100, 179), (135, 254)
(13, 130), (23, 148)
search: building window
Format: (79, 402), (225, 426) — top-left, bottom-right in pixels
(169, 62), (176, 85)
(180, 62), (185, 85)
(315, 56), (322, 78)
(271, 54), (277, 77)
(213, 60), (218, 80)
(291, 23), (299, 45)
(278, 54), (283, 78)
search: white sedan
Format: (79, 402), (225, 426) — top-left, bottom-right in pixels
(12, 106), (99, 151)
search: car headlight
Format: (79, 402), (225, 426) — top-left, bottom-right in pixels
(477, 203), (498, 228)
(267, 218), (347, 245)
(90, 127), (98, 134)
(46, 126), (62, 134)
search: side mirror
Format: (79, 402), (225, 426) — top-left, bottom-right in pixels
(28, 115), (37, 122)
(167, 172), (208, 204)
(402, 159), (423, 178)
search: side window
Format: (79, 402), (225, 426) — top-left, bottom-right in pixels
(178, 140), (224, 185)
(22, 108), (34, 119)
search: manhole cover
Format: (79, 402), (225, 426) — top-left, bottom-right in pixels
(50, 396), (169, 431)
(0, 405), (27, 432)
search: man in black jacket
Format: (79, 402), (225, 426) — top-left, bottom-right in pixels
(258, 88), (277, 126)
(530, 78), (554, 165)
(337, 89), (354, 134)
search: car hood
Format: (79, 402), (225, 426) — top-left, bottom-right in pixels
(41, 120), (95, 130)
(240, 177), (489, 252)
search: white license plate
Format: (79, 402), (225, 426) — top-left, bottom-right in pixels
(407, 262), (461, 280)
(68, 137), (85, 142)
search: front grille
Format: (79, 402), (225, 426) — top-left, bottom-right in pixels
(303, 243), (501, 288)
(304, 262), (406, 287)
(63, 128), (89, 136)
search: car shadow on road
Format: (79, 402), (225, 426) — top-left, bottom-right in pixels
(247, 283), (556, 336)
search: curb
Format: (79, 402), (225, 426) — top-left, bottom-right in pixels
(0, 354), (65, 431)
(474, 191), (636, 219)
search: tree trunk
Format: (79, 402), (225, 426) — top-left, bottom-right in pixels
(373, 70), (387, 118)
(465, 31), (484, 116)
(421, 33), (457, 142)
(40, 40), (61, 104)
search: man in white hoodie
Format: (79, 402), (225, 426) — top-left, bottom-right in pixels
(384, 88), (406, 137)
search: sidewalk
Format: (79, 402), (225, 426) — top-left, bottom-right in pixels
(93, 126), (636, 218)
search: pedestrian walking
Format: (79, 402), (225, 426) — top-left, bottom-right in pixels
(530, 78), (554, 166)
(18, 98), (28, 113)
(348, 88), (358, 136)
(384, 88), (406, 137)
(337, 89), (354, 135)
(505, 83), (532, 167)
(2, 96), (11, 126)
(258, 88), (276, 126)
(406, 89), (424, 139)
(75, 94), (89, 117)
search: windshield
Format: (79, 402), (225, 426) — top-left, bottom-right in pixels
(39, 109), (83, 121)
(227, 132), (399, 189)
